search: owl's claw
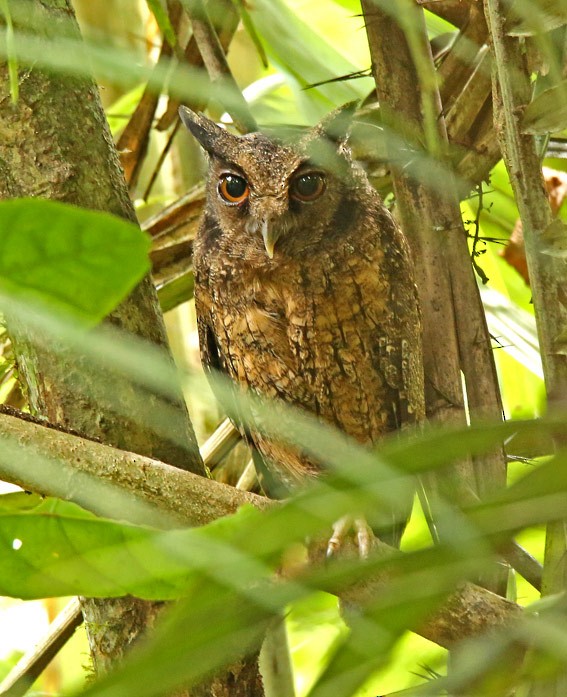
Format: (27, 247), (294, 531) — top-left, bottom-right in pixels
(326, 515), (374, 559)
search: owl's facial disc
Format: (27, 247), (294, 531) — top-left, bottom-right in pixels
(255, 170), (327, 258)
(216, 162), (328, 259)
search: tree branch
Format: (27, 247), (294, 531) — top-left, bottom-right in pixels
(179, 0), (257, 132)
(0, 409), (522, 652)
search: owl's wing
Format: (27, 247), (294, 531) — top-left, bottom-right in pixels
(198, 317), (286, 498)
(379, 310), (424, 432)
(198, 316), (244, 430)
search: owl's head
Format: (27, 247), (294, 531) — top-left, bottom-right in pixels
(179, 103), (362, 261)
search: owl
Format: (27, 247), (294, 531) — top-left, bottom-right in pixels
(179, 104), (425, 550)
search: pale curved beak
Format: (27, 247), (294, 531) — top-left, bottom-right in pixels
(261, 219), (282, 259)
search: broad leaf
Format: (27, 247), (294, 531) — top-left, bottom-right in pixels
(0, 198), (150, 325)
(0, 504), (276, 600)
(522, 80), (567, 135)
(247, 0), (372, 116)
(507, 0), (567, 35)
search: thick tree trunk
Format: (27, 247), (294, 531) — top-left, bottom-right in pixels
(484, 2), (567, 693)
(0, 2), (263, 694)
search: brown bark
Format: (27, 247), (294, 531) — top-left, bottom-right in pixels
(0, 408), (266, 528)
(361, 0), (472, 435)
(420, 0), (477, 29)
(0, 2), (262, 693)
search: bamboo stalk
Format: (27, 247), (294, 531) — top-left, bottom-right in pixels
(360, 1), (507, 596)
(484, 1), (567, 693)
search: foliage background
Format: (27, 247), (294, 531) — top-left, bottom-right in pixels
(0, 0), (564, 696)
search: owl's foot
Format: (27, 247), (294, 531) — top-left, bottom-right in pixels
(327, 515), (375, 559)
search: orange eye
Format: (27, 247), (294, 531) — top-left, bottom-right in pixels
(291, 172), (326, 202)
(218, 174), (250, 204)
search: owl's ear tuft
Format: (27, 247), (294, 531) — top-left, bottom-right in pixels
(314, 101), (358, 146)
(302, 102), (358, 174)
(179, 106), (239, 157)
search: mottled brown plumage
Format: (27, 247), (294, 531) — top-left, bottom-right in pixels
(180, 104), (424, 547)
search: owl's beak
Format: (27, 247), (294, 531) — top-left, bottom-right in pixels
(261, 220), (281, 259)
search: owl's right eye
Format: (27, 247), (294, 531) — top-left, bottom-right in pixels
(218, 174), (250, 204)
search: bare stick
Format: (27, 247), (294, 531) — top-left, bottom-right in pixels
(0, 599), (83, 697)
(180, 0), (257, 133)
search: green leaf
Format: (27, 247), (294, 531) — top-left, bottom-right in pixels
(0, 495), (101, 518)
(230, 0), (268, 68)
(0, 198), (150, 326)
(0, 0), (19, 103)
(0, 504), (276, 600)
(247, 0), (372, 115)
(106, 83), (145, 135)
(507, 0), (567, 35)
(329, 0), (360, 10)
(0, 491), (44, 513)
(522, 79), (567, 135)
(145, 0), (176, 47)
(40, 412), (561, 697)
(3, 408), (551, 604)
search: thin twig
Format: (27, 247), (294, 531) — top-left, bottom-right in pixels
(179, 0), (257, 133)
(201, 417), (241, 470)
(0, 599), (83, 697)
(470, 183), (490, 284)
(142, 119), (180, 202)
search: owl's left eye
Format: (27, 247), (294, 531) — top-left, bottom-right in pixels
(218, 174), (250, 204)
(291, 172), (326, 202)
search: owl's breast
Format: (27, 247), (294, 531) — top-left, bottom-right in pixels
(200, 244), (411, 446)
(207, 268), (309, 402)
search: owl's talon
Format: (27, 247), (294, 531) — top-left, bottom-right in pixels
(354, 517), (374, 559)
(327, 515), (374, 559)
(327, 515), (351, 558)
